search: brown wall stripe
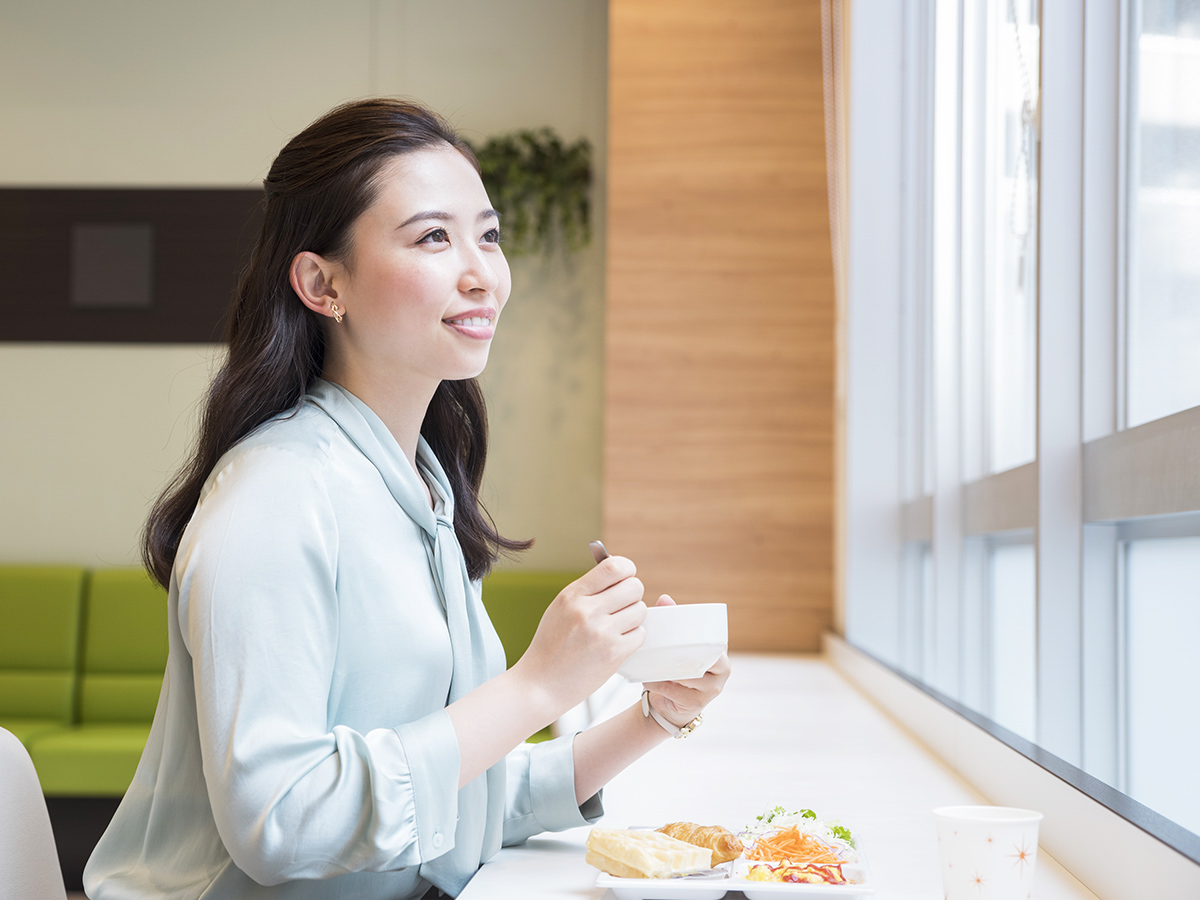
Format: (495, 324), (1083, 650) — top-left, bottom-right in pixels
(1, 189), (263, 343)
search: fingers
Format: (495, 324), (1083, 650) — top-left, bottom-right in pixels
(568, 561), (659, 622)
(590, 576), (644, 619)
(645, 652), (730, 691)
(541, 561), (645, 655)
(704, 652), (732, 677)
(569, 558), (643, 616)
(644, 678), (703, 707)
(608, 598), (648, 635)
(575, 555), (639, 598)
(644, 652), (732, 718)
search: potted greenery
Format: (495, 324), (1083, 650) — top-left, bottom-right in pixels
(467, 129), (592, 256)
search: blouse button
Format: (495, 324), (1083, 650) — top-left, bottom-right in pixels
(432, 831), (444, 848)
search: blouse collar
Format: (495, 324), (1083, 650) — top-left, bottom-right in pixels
(304, 379), (455, 538)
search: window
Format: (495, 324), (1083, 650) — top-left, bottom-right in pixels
(843, 0), (1200, 866)
(1125, 535), (1200, 835)
(1125, 0), (1200, 427)
(986, 538), (1037, 740)
(984, 0), (1039, 474)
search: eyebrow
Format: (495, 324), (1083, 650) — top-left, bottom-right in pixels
(399, 208), (501, 228)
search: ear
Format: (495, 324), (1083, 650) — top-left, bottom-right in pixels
(289, 251), (342, 318)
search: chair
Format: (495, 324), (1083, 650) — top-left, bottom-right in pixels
(0, 726), (68, 900)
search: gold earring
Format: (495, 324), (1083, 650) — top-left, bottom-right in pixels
(330, 303), (343, 324)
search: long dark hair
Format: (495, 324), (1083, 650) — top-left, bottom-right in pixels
(143, 98), (530, 587)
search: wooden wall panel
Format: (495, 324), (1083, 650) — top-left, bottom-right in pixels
(605, 0), (834, 651)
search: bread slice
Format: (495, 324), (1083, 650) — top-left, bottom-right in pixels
(585, 827), (713, 878)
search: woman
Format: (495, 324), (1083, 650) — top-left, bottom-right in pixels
(84, 99), (730, 899)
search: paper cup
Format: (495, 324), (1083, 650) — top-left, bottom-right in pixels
(933, 806), (1042, 899)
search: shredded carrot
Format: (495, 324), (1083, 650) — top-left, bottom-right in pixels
(745, 826), (843, 867)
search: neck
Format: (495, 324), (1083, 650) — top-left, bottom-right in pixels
(321, 357), (438, 470)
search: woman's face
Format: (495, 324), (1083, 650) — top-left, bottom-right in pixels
(332, 144), (510, 388)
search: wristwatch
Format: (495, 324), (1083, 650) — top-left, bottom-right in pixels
(641, 689), (703, 739)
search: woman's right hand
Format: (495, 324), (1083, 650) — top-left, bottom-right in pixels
(513, 557), (647, 718)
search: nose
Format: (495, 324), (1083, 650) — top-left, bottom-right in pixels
(459, 243), (500, 295)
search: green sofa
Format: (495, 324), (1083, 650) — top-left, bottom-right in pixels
(29, 569), (167, 795)
(0, 565), (164, 889)
(0, 567), (167, 795)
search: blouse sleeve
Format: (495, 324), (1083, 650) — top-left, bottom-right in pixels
(175, 443), (460, 886)
(500, 734), (605, 847)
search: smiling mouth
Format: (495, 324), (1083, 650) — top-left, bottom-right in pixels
(445, 316), (493, 327)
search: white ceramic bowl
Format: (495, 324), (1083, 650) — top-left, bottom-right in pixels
(618, 603), (728, 683)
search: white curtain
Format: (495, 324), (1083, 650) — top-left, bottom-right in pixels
(822, 0), (851, 633)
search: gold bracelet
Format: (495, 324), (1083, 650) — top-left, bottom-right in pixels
(641, 689), (703, 739)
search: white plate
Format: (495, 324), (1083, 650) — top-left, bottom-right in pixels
(595, 856), (875, 900)
(595, 873), (728, 900)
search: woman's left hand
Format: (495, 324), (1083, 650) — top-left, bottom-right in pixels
(643, 594), (732, 728)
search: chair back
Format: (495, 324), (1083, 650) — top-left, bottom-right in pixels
(481, 570), (583, 667)
(79, 569), (168, 724)
(0, 567), (86, 724)
(0, 726), (67, 900)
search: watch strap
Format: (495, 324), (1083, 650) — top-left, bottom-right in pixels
(641, 689), (703, 739)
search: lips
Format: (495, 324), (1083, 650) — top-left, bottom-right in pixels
(443, 307), (497, 340)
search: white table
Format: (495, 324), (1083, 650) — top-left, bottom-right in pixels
(459, 654), (1099, 900)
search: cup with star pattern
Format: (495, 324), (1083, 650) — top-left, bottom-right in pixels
(933, 806), (1043, 899)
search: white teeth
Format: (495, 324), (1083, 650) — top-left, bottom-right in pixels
(450, 316), (491, 327)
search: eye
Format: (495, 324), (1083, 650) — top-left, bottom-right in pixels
(482, 227), (502, 245)
(418, 227), (449, 244)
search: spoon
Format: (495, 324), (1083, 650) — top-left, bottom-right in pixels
(589, 540), (610, 564)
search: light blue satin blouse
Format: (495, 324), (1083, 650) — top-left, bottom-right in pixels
(84, 380), (601, 899)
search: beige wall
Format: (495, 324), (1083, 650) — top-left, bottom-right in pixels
(0, 0), (606, 570)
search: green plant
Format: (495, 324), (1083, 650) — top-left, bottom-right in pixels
(467, 129), (592, 256)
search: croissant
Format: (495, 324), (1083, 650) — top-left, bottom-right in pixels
(656, 822), (744, 865)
